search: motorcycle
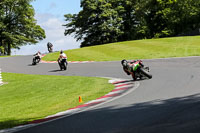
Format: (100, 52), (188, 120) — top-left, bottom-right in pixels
(124, 60), (152, 80)
(47, 42), (53, 53)
(58, 58), (68, 70)
(48, 47), (53, 53)
(32, 55), (41, 65)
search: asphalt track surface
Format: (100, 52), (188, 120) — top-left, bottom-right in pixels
(1, 56), (200, 133)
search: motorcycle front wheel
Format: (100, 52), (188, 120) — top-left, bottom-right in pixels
(32, 58), (36, 65)
(140, 68), (152, 79)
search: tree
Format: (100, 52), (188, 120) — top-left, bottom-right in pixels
(0, 0), (45, 55)
(111, 0), (138, 41)
(64, 0), (200, 48)
(170, 0), (200, 35)
(135, 0), (200, 38)
(64, 0), (123, 47)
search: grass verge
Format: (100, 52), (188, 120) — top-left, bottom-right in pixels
(0, 55), (19, 58)
(42, 36), (200, 61)
(0, 73), (114, 129)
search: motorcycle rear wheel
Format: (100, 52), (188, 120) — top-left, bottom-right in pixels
(63, 64), (66, 70)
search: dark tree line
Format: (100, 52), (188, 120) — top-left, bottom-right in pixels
(0, 0), (45, 55)
(64, 0), (200, 47)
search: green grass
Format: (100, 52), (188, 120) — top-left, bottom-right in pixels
(42, 36), (200, 61)
(0, 73), (114, 129)
(0, 55), (18, 58)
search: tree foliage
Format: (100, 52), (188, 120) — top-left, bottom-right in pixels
(64, 0), (200, 47)
(0, 0), (45, 55)
(136, 0), (200, 38)
(64, 0), (123, 47)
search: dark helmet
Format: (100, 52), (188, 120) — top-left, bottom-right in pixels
(60, 50), (63, 54)
(121, 59), (128, 67)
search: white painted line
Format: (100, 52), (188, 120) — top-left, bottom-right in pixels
(0, 68), (3, 85)
(114, 84), (134, 90)
(0, 124), (36, 133)
(83, 81), (140, 112)
(86, 97), (110, 104)
(46, 108), (81, 118)
(107, 90), (124, 95)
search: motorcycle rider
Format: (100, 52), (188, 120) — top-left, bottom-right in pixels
(47, 42), (53, 53)
(121, 59), (137, 80)
(58, 50), (67, 68)
(33, 51), (42, 63)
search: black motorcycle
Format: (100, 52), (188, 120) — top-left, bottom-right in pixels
(58, 59), (68, 70)
(48, 47), (53, 53)
(32, 55), (41, 65)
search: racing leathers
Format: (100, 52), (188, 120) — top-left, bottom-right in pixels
(58, 52), (67, 66)
(123, 60), (137, 80)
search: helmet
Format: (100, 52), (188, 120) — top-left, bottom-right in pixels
(60, 50), (63, 54)
(121, 59), (128, 67)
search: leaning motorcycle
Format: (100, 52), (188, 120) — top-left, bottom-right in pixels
(128, 60), (152, 80)
(58, 58), (68, 70)
(32, 55), (41, 65)
(48, 47), (53, 53)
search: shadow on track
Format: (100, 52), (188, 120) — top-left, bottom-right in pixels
(135, 77), (151, 81)
(0, 118), (37, 131)
(27, 64), (36, 66)
(48, 69), (62, 72)
(11, 93), (200, 133)
(115, 78), (150, 83)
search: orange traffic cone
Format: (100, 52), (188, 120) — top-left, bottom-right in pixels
(79, 96), (83, 103)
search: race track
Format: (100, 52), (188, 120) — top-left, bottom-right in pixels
(1, 56), (200, 133)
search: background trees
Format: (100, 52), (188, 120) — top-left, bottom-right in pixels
(136, 0), (200, 38)
(64, 0), (200, 47)
(64, 0), (123, 47)
(0, 0), (45, 55)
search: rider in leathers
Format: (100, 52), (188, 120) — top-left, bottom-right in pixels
(33, 51), (42, 63)
(57, 50), (67, 68)
(121, 59), (137, 80)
